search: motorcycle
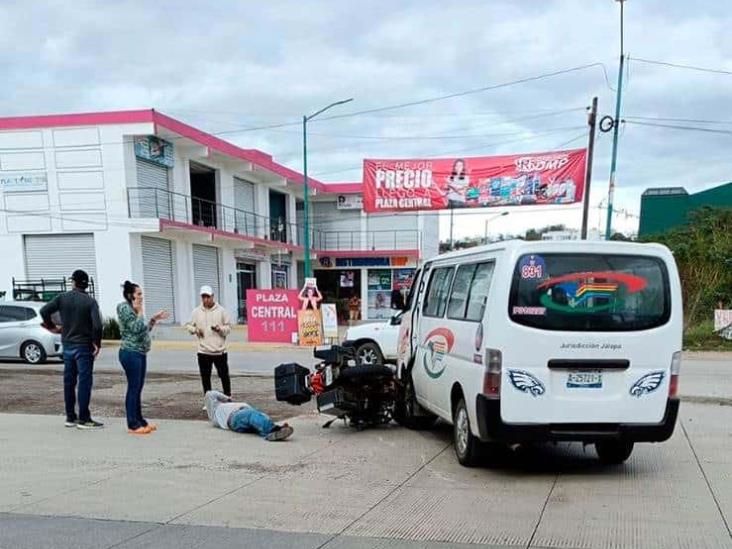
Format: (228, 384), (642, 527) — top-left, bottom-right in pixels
(274, 345), (396, 429)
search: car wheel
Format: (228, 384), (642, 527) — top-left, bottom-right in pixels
(355, 342), (384, 366)
(21, 341), (47, 365)
(453, 397), (483, 467)
(595, 440), (634, 465)
(393, 368), (437, 430)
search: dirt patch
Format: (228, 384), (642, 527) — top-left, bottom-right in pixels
(0, 368), (314, 422)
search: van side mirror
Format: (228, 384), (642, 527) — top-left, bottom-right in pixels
(390, 313), (402, 326)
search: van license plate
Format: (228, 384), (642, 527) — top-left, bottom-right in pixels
(567, 371), (603, 389)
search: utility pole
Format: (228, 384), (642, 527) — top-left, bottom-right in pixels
(484, 211), (509, 244)
(302, 98), (354, 278)
(448, 207), (455, 250)
(581, 97), (598, 239)
(605, 0), (626, 240)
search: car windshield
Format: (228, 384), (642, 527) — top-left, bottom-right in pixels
(509, 253), (670, 332)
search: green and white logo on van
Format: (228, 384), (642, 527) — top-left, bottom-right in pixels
(422, 328), (455, 379)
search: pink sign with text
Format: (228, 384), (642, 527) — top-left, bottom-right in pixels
(246, 289), (299, 343)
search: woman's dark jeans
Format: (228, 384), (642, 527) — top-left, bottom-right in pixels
(119, 349), (148, 430)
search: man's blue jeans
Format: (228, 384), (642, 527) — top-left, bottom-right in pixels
(63, 344), (95, 423)
(119, 349), (148, 430)
(229, 407), (275, 437)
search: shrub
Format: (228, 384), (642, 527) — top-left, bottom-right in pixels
(103, 317), (121, 340)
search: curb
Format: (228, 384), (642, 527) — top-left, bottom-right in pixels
(101, 340), (305, 352)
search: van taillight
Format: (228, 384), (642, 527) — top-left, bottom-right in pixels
(669, 351), (682, 398)
(483, 349), (502, 398)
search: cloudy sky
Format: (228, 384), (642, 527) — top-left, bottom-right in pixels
(2, 0), (730, 240)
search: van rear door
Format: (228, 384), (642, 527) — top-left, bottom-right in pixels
(501, 252), (676, 424)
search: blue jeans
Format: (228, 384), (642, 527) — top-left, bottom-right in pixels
(229, 407), (275, 437)
(62, 344), (95, 423)
(119, 349), (148, 430)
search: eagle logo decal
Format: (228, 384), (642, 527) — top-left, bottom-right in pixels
(630, 371), (666, 397)
(507, 370), (546, 397)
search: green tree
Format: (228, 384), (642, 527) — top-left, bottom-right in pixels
(642, 207), (732, 327)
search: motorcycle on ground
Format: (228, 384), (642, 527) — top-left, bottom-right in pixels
(274, 345), (397, 429)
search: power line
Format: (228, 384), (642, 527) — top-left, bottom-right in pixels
(631, 57), (732, 76)
(625, 115), (732, 126)
(624, 120), (732, 136)
(314, 63), (612, 123)
(311, 125), (586, 177)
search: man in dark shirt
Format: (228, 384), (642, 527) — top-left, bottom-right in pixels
(41, 270), (104, 430)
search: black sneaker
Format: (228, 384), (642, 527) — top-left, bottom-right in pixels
(265, 424), (293, 442)
(77, 419), (104, 430)
(64, 419), (77, 428)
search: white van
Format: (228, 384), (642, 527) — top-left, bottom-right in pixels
(394, 240), (682, 466)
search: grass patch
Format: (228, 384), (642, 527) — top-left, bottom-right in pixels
(684, 320), (732, 351)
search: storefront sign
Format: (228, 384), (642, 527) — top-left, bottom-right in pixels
(336, 194), (363, 210)
(336, 257), (390, 267)
(363, 148), (587, 213)
(134, 136), (174, 168)
(246, 289), (299, 343)
(235, 249), (267, 262)
(298, 309), (323, 346)
(321, 304), (339, 338)
(0, 173), (48, 193)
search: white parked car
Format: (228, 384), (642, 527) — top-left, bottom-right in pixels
(344, 311), (403, 365)
(0, 301), (63, 364)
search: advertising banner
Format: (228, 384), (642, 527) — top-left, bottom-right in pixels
(336, 194), (363, 210)
(246, 289), (299, 343)
(134, 135), (174, 168)
(298, 309), (323, 346)
(321, 304), (339, 339)
(363, 148), (587, 213)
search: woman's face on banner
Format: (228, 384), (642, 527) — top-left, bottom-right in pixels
(454, 159), (465, 175)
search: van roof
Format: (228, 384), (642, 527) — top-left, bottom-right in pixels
(427, 239), (670, 264)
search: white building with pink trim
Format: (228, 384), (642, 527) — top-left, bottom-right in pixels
(0, 110), (438, 323)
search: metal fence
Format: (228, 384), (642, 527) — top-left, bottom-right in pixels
(127, 187), (420, 252)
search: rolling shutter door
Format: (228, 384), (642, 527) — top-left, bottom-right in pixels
(24, 234), (97, 282)
(233, 178), (256, 236)
(192, 244), (220, 300)
(141, 237), (176, 323)
(135, 159), (171, 219)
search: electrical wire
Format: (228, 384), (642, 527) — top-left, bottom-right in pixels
(623, 120), (732, 136)
(630, 57), (732, 76)
(310, 125), (586, 177)
(625, 115), (732, 126)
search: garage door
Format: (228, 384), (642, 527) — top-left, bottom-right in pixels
(141, 237), (176, 323)
(24, 233), (97, 285)
(234, 177), (256, 236)
(192, 244), (220, 301)
(136, 159), (171, 219)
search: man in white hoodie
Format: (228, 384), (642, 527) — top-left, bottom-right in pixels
(186, 286), (232, 397)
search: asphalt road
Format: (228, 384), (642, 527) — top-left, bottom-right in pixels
(0, 347), (319, 375)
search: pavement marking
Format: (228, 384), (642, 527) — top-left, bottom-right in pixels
(680, 420), (732, 539)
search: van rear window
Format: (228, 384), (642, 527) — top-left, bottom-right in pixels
(509, 253), (670, 332)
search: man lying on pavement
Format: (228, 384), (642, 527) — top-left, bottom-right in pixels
(204, 390), (293, 441)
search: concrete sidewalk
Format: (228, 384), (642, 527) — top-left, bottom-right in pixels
(1, 403), (731, 548)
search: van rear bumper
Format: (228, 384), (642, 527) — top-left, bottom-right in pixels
(475, 396), (680, 443)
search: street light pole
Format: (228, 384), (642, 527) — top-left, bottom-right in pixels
(605, 0), (626, 240)
(484, 211), (509, 244)
(302, 98), (354, 278)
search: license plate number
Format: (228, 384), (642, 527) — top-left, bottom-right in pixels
(567, 371), (602, 389)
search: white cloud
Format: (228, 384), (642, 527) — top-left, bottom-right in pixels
(1, 0), (730, 239)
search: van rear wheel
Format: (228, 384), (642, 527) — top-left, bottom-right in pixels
(595, 440), (634, 465)
(453, 398), (482, 467)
